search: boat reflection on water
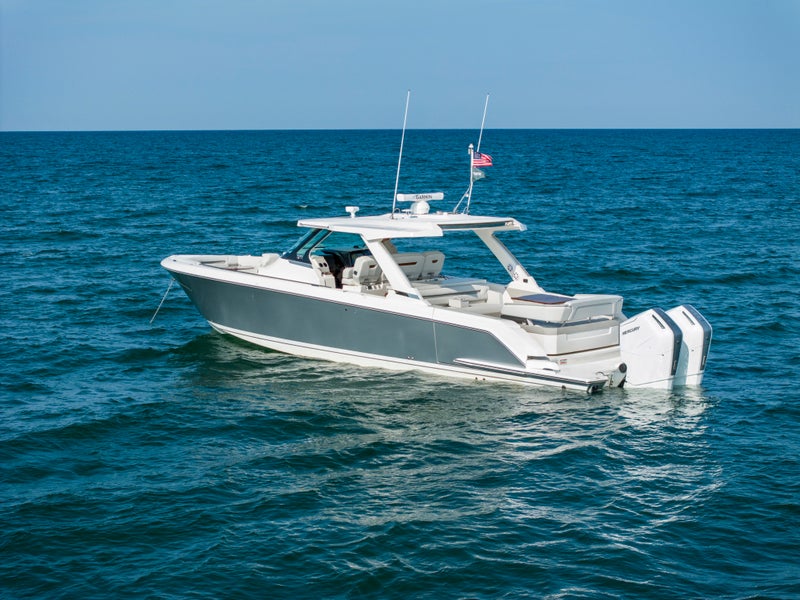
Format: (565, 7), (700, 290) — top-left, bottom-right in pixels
(616, 386), (713, 427)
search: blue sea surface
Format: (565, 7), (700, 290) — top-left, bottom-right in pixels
(1, 129), (799, 598)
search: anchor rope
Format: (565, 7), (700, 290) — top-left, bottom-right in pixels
(150, 278), (175, 324)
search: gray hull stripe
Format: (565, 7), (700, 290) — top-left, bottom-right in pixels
(169, 270), (526, 370)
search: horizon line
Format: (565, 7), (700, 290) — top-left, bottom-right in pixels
(2, 126), (799, 134)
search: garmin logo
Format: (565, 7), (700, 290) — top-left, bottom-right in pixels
(622, 326), (640, 336)
(395, 192), (444, 202)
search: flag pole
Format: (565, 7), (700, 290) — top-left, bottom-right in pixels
(455, 93), (490, 215)
(465, 143), (475, 214)
(391, 90), (411, 219)
(467, 94), (489, 214)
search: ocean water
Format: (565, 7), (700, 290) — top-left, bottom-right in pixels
(1, 129), (799, 599)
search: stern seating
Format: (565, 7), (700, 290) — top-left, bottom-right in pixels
(501, 292), (623, 325)
(502, 291), (624, 355)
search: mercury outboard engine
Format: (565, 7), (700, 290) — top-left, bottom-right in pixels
(620, 308), (682, 389)
(667, 304), (713, 387)
(620, 305), (711, 390)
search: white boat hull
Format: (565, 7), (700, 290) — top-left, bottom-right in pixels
(163, 257), (616, 393)
(162, 242), (710, 393)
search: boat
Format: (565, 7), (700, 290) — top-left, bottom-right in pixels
(161, 138), (711, 394)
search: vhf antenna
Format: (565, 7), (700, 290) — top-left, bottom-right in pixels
(391, 90), (411, 219)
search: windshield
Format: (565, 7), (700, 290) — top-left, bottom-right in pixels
(281, 229), (367, 263)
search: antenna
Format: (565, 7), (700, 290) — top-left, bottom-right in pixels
(476, 93), (489, 153)
(391, 90), (411, 219)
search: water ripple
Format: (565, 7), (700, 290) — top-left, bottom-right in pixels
(1, 130), (799, 598)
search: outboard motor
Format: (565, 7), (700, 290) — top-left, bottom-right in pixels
(620, 308), (683, 390)
(666, 304), (712, 386)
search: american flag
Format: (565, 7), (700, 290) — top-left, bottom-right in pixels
(472, 152), (493, 168)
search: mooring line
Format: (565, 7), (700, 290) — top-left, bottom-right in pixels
(150, 278), (175, 324)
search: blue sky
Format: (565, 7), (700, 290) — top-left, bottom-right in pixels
(2, 0), (798, 130)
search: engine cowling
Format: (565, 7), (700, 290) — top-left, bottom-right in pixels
(666, 304), (712, 387)
(619, 308), (683, 389)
